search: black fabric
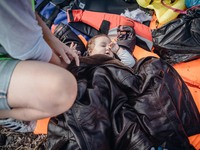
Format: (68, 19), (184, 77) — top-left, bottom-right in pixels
(51, 0), (72, 6)
(68, 22), (101, 38)
(117, 25), (136, 53)
(46, 55), (200, 150)
(35, 0), (49, 12)
(36, 0), (72, 28)
(35, 0), (52, 25)
(45, 6), (61, 28)
(152, 8), (200, 64)
(53, 23), (87, 55)
(72, 0), (139, 14)
(67, 9), (75, 22)
(99, 20), (110, 35)
(136, 36), (152, 52)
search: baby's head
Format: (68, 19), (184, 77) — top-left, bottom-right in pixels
(87, 34), (114, 57)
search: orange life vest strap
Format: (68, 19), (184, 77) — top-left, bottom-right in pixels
(33, 118), (50, 134)
(67, 9), (153, 42)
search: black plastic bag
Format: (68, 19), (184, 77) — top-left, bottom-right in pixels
(152, 8), (200, 64)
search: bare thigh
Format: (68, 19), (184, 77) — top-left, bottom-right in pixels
(7, 60), (77, 114)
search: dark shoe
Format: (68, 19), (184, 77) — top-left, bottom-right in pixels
(0, 134), (6, 146)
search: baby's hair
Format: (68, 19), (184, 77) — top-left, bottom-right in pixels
(87, 34), (110, 53)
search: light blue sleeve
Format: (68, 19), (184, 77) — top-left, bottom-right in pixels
(0, 0), (52, 62)
(117, 49), (136, 68)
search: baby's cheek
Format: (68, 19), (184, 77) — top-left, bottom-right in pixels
(110, 52), (114, 57)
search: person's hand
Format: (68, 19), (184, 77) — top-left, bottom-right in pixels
(49, 37), (80, 67)
(108, 39), (120, 54)
(35, 13), (80, 67)
(68, 42), (81, 58)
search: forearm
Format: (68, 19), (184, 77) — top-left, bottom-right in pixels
(46, 51), (68, 69)
(35, 13), (56, 45)
(35, 13), (65, 66)
(35, 12), (79, 67)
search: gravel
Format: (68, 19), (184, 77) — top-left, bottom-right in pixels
(0, 127), (47, 150)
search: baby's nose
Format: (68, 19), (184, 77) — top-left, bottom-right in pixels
(105, 48), (111, 54)
(106, 45), (112, 51)
(106, 45), (109, 50)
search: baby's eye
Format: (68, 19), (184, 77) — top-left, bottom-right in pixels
(100, 44), (106, 47)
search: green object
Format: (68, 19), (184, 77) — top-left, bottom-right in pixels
(0, 54), (12, 60)
(31, 0), (35, 11)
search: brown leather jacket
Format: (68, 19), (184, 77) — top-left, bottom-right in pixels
(46, 55), (200, 150)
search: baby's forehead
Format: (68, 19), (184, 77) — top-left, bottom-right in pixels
(95, 36), (110, 41)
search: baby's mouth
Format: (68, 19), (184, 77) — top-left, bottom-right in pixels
(105, 51), (110, 55)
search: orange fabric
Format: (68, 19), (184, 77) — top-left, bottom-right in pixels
(149, 14), (164, 29)
(34, 48), (200, 149)
(173, 59), (200, 90)
(134, 45), (200, 150)
(173, 58), (200, 113)
(134, 21), (152, 42)
(33, 118), (50, 134)
(150, 13), (200, 148)
(180, 65), (200, 150)
(68, 9), (152, 41)
(149, 13), (157, 29)
(51, 24), (57, 34)
(78, 34), (87, 47)
(187, 85), (200, 113)
(35, 12), (200, 147)
(188, 134), (200, 150)
(133, 45), (159, 60)
(70, 9), (134, 30)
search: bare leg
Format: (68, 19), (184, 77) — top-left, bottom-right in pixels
(0, 60), (77, 121)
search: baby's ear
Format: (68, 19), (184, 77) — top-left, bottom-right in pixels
(82, 50), (90, 56)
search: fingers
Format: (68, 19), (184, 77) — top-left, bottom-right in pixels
(70, 42), (77, 49)
(108, 39), (120, 53)
(108, 39), (116, 48)
(71, 51), (80, 66)
(60, 50), (72, 64)
(67, 42), (80, 66)
(56, 42), (80, 66)
(59, 49), (77, 66)
(73, 50), (81, 56)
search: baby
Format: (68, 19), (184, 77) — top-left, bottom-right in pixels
(86, 34), (136, 68)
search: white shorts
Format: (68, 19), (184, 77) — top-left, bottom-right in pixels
(0, 58), (20, 110)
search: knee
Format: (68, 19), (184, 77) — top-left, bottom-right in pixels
(47, 70), (77, 116)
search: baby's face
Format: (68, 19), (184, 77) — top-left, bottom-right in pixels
(89, 36), (114, 57)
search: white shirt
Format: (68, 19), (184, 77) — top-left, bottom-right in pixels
(117, 49), (135, 68)
(0, 0), (52, 62)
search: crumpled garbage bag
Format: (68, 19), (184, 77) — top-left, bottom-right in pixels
(152, 8), (200, 64)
